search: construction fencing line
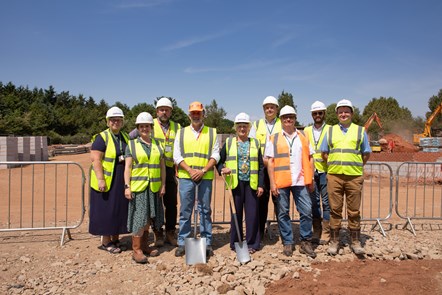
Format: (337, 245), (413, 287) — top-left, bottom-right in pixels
(395, 162), (442, 236)
(0, 161), (86, 246)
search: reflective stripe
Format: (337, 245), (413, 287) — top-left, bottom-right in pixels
(329, 148), (361, 155)
(131, 176), (149, 181)
(327, 161), (363, 167)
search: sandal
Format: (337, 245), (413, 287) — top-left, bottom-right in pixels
(112, 239), (128, 251)
(98, 242), (122, 254)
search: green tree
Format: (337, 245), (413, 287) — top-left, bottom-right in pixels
(277, 91), (301, 125)
(204, 99), (227, 130)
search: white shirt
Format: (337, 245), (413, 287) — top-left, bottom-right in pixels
(173, 124), (220, 165)
(265, 130), (314, 186)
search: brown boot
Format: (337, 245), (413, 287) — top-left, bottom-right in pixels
(327, 228), (340, 256)
(300, 240), (317, 258)
(141, 230), (160, 257)
(311, 218), (322, 244)
(165, 230), (178, 246)
(320, 220), (330, 245)
(350, 229), (365, 255)
(132, 236), (148, 264)
(153, 230), (164, 247)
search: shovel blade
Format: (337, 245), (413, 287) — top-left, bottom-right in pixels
(185, 237), (207, 265)
(234, 241), (251, 264)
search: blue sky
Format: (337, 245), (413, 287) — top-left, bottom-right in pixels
(1, 0), (442, 125)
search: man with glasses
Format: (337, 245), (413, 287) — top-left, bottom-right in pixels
(265, 105), (316, 258)
(303, 101), (331, 245)
(320, 99), (371, 256)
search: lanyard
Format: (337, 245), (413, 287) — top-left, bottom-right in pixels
(266, 119), (276, 135)
(283, 133), (296, 156)
(158, 118), (171, 143)
(110, 132), (124, 155)
(313, 124), (325, 149)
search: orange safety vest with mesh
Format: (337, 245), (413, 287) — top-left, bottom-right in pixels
(270, 131), (313, 188)
(177, 125), (216, 180)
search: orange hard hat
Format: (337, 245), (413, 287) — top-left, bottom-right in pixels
(189, 101), (204, 112)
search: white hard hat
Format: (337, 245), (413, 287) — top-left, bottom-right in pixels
(135, 112), (154, 125)
(335, 99), (354, 112)
(234, 112), (250, 124)
(279, 105), (297, 117)
(156, 97), (173, 109)
(310, 101), (327, 112)
(106, 106), (124, 118)
(262, 96), (279, 107)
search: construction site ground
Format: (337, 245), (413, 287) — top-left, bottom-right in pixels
(1, 137), (442, 294)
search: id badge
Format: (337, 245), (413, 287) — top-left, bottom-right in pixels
(119, 155), (125, 162)
(165, 145), (172, 153)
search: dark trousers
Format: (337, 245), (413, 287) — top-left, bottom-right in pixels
(163, 166), (178, 231)
(230, 180), (260, 250)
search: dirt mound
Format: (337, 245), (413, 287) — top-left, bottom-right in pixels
(382, 133), (418, 153)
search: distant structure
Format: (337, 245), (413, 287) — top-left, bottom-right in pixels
(0, 136), (48, 168)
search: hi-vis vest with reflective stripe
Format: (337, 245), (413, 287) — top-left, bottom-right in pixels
(327, 124), (365, 176)
(225, 137), (260, 190)
(270, 131), (313, 188)
(304, 124), (330, 173)
(90, 129), (129, 192)
(177, 126), (216, 180)
(128, 138), (163, 193)
(253, 118), (282, 154)
(151, 120), (180, 168)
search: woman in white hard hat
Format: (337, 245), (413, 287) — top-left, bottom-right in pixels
(216, 112), (264, 254)
(89, 106), (130, 254)
(124, 112), (166, 263)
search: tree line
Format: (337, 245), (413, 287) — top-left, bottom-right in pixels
(0, 81), (440, 144)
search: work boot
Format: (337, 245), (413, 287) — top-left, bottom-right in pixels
(165, 230), (178, 246)
(206, 245), (214, 257)
(320, 220), (331, 245)
(327, 228), (340, 256)
(282, 244), (293, 257)
(153, 229), (165, 247)
(311, 218), (323, 244)
(350, 229), (365, 255)
(141, 230), (160, 257)
(175, 246), (185, 257)
(300, 240), (317, 258)
(132, 236), (148, 264)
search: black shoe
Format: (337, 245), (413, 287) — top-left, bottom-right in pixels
(175, 246), (185, 257)
(206, 246), (214, 257)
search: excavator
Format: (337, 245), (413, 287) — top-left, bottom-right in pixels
(413, 101), (442, 145)
(364, 112), (384, 152)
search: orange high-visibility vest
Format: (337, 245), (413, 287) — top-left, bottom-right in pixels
(270, 130), (313, 188)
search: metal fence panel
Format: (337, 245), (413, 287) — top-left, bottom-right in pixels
(0, 161), (86, 245)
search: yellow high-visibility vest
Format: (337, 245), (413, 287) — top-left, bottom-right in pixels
(127, 138), (163, 193)
(177, 126), (216, 180)
(224, 137), (260, 190)
(327, 124), (365, 176)
(90, 129), (129, 192)
(151, 119), (180, 168)
(253, 118), (281, 154)
(304, 124), (330, 173)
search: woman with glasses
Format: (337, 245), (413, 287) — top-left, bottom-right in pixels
(89, 106), (130, 254)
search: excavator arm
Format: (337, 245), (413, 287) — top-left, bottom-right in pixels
(413, 101), (442, 145)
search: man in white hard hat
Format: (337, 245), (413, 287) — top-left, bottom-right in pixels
(150, 97), (181, 247)
(249, 96), (282, 240)
(265, 105), (316, 258)
(303, 101), (331, 245)
(320, 99), (371, 256)
(173, 101), (220, 258)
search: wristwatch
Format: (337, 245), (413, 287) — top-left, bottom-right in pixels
(201, 168), (207, 174)
(124, 184), (130, 189)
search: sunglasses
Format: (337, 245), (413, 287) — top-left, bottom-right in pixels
(312, 112), (324, 116)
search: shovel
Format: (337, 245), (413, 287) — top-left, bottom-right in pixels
(223, 175), (251, 264)
(185, 182), (207, 265)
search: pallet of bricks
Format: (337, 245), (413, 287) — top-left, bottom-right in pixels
(420, 137), (442, 152)
(52, 145), (90, 156)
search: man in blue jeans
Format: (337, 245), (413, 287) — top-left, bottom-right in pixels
(266, 105), (316, 258)
(173, 101), (220, 258)
(303, 101), (331, 244)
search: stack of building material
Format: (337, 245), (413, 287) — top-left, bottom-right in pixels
(420, 137), (442, 152)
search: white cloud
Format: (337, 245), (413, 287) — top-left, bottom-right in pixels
(163, 31), (230, 51)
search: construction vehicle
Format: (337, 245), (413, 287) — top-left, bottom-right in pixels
(364, 112), (384, 152)
(413, 101), (442, 145)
